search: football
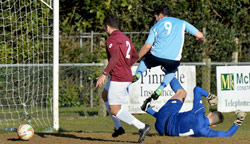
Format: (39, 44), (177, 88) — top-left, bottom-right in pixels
(17, 124), (34, 140)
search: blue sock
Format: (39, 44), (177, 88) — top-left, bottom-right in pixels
(135, 58), (147, 78)
(170, 77), (183, 93)
(157, 73), (175, 92)
(147, 107), (157, 118)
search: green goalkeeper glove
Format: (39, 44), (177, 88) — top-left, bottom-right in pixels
(234, 110), (246, 126)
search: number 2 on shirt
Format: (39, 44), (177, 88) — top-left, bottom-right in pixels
(125, 41), (131, 59)
(164, 21), (172, 35)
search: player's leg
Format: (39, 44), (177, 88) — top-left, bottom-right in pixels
(142, 77), (183, 116)
(110, 105), (146, 130)
(133, 58), (147, 82)
(142, 77), (185, 135)
(108, 82), (146, 130)
(150, 59), (180, 100)
(156, 96), (184, 135)
(169, 88), (187, 103)
(133, 52), (158, 83)
(151, 72), (175, 100)
(170, 77), (183, 93)
(108, 81), (150, 142)
(168, 77), (186, 103)
(103, 78), (124, 137)
(140, 97), (158, 117)
(113, 107), (151, 143)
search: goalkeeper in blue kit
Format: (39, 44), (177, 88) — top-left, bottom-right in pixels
(141, 77), (246, 137)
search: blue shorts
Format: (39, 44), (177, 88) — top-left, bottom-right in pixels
(144, 52), (180, 73)
(155, 99), (183, 135)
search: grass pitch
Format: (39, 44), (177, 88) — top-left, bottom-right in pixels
(1, 107), (249, 144)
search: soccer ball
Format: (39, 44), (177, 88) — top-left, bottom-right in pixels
(17, 124), (34, 140)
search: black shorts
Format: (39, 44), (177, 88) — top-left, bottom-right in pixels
(144, 52), (180, 73)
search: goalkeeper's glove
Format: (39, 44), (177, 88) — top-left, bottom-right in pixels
(207, 93), (218, 106)
(234, 110), (246, 126)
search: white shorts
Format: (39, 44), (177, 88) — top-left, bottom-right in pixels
(108, 81), (131, 105)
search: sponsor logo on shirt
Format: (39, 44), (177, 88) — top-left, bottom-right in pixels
(172, 101), (177, 103)
(109, 43), (112, 48)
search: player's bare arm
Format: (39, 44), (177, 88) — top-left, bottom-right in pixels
(96, 74), (107, 87)
(96, 48), (119, 88)
(138, 43), (152, 59)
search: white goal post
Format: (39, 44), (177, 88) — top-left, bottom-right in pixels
(0, 0), (59, 131)
(53, 0), (59, 131)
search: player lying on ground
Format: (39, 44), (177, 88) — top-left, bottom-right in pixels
(96, 14), (150, 143)
(141, 77), (246, 137)
(133, 4), (204, 100)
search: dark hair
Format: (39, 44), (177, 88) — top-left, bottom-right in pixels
(154, 4), (171, 16)
(103, 14), (119, 29)
(211, 111), (224, 125)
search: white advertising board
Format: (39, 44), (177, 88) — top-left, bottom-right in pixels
(216, 66), (250, 112)
(122, 66), (196, 113)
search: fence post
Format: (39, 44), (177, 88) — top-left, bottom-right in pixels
(80, 30), (83, 86)
(98, 59), (108, 117)
(202, 57), (211, 113)
(91, 31), (94, 53)
(90, 80), (93, 107)
(232, 38), (239, 63)
(232, 52), (238, 63)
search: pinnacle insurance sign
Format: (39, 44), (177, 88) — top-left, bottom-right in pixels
(122, 66), (196, 114)
(216, 66), (250, 112)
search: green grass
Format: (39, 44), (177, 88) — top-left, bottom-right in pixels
(59, 107), (99, 117)
(58, 110), (250, 136)
(1, 106), (249, 137)
(59, 114), (156, 134)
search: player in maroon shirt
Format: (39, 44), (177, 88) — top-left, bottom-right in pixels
(96, 15), (150, 143)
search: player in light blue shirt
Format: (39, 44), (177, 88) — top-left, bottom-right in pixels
(141, 77), (246, 137)
(133, 4), (204, 101)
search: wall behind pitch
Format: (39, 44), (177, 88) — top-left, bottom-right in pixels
(122, 66), (196, 114)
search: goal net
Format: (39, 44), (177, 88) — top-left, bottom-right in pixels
(0, 0), (58, 131)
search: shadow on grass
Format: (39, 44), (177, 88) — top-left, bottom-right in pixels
(78, 111), (98, 116)
(34, 132), (138, 143)
(7, 138), (23, 141)
(132, 132), (158, 137)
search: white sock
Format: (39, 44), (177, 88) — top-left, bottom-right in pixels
(132, 118), (145, 130)
(104, 102), (122, 130)
(116, 109), (145, 129)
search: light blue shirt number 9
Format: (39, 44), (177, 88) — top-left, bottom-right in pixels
(164, 21), (172, 35)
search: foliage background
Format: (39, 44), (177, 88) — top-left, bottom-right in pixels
(60, 0), (250, 63)
(0, 0), (249, 108)
(58, 0), (250, 107)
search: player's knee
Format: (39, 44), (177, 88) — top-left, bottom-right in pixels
(175, 89), (187, 103)
(109, 106), (121, 116)
(109, 109), (115, 115)
(109, 108), (118, 116)
(180, 89), (187, 100)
